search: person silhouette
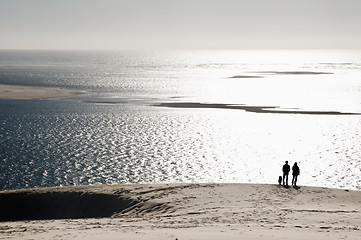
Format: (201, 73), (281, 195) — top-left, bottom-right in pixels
(282, 161), (290, 186)
(292, 162), (300, 186)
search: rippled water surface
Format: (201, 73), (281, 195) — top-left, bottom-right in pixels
(0, 50), (360, 190)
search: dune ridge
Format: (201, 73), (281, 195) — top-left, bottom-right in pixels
(1, 183), (360, 239)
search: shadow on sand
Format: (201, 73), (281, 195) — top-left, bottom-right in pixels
(280, 185), (301, 190)
(0, 191), (139, 221)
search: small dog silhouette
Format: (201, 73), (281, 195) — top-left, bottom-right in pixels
(278, 176), (282, 185)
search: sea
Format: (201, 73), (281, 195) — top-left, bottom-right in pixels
(0, 50), (360, 191)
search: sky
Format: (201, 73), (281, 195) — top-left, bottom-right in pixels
(1, 0), (361, 50)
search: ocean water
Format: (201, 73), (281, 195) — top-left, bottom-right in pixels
(0, 50), (360, 190)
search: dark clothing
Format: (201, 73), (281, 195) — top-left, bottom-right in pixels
(292, 165), (300, 176)
(292, 164), (300, 186)
(282, 163), (290, 185)
(292, 175), (298, 186)
(283, 164), (290, 174)
(283, 173), (288, 186)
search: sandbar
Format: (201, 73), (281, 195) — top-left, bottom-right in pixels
(253, 71), (334, 75)
(155, 102), (361, 115)
(0, 84), (84, 100)
(0, 183), (360, 240)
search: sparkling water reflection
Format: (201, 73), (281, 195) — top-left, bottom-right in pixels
(0, 50), (360, 190)
(1, 99), (360, 190)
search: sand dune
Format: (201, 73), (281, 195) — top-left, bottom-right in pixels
(0, 84), (84, 100)
(0, 183), (360, 239)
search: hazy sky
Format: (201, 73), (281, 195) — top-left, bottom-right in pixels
(1, 0), (361, 50)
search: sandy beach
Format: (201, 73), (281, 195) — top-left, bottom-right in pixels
(0, 84), (84, 100)
(1, 183), (360, 240)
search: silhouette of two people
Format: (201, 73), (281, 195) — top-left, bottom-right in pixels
(282, 161), (300, 187)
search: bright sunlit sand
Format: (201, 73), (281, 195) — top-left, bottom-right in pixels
(1, 183), (360, 240)
(0, 84), (84, 100)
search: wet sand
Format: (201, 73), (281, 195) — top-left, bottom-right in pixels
(1, 183), (360, 240)
(0, 84), (84, 100)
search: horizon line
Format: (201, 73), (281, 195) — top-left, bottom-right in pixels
(1, 48), (361, 51)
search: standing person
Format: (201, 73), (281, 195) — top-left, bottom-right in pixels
(282, 161), (290, 186)
(292, 162), (300, 186)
